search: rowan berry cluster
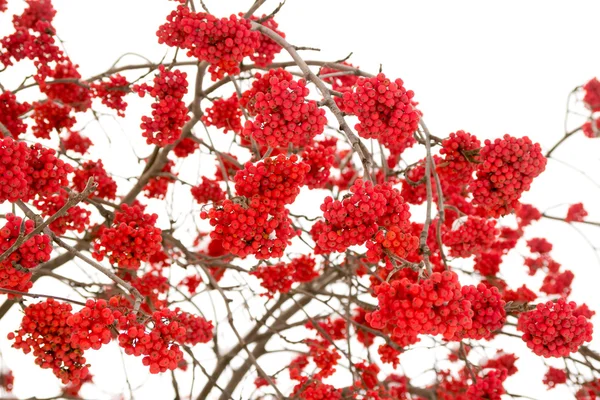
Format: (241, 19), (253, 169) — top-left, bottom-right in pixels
(0, 369), (13, 393)
(517, 298), (593, 357)
(452, 283), (506, 340)
(339, 73), (420, 156)
(320, 62), (359, 93)
(91, 74), (129, 117)
(247, 15), (284, 67)
(202, 94), (243, 134)
(483, 352), (518, 376)
(31, 101), (75, 139)
(517, 203), (542, 228)
(0, 137), (32, 203)
(133, 65), (190, 146)
(313, 179), (416, 260)
(0, 214), (52, 293)
(566, 203), (588, 222)
(583, 118), (600, 138)
(240, 69), (327, 148)
(443, 216), (499, 258)
(469, 134), (547, 217)
(583, 77), (600, 112)
(156, 6), (260, 80)
(36, 59), (91, 112)
(27, 143), (73, 199)
(543, 367), (567, 389)
(301, 137), (337, 189)
(366, 271), (474, 347)
(62, 130), (92, 155)
(33, 189), (90, 235)
(0, 91), (29, 138)
(234, 154), (310, 210)
(437, 130), (481, 185)
(8, 299), (90, 385)
(93, 204), (163, 269)
(291, 378), (341, 400)
(200, 197), (295, 259)
(306, 339), (341, 379)
(72, 160), (117, 200)
(143, 159), (175, 199)
(466, 369), (507, 400)
(173, 137), (198, 158)
(67, 298), (120, 351)
(474, 251), (502, 276)
(191, 177), (225, 204)
(540, 269), (574, 297)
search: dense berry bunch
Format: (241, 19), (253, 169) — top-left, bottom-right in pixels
(452, 283), (506, 340)
(527, 237), (552, 254)
(0, 370), (13, 392)
(240, 69), (327, 148)
(214, 152), (242, 181)
(290, 255), (319, 283)
(234, 154), (310, 210)
(543, 367), (568, 389)
(0, 214), (52, 293)
(503, 284), (537, 303)
(176, 311), (214, 345)
(517, 298), (593, 357)
(116, 309), (184, 374)
(320, 62), (359, 92)
(93, 204), (163, 269)
(200, 198), (295, 259)
(301, 138), (337, 189)
(366, 271), (473, 346)
(251, 262), (295, 296)
(33, 189), (90, 235)
(0, 137), (31, 203)
(466, 369), (507, 400)
(583, 77), (600, 112)
(365, 224), (420, 263)
(291, 378), (341, 400)
(173, 137), (198, 158)
(437, 130), (480, 185)
(67, 298), (120, 351)
(31, 101), (75, 139)
(483, 352), (518, 376)
(179, 274), (202, 294)
(0, 91), (30, 138)
(91, 74), (129, 116)
(133, 66), (190, 146)
(340, 73), (420, 156)
(313, 179), (415, 256)
(469, 134), (547, 217)
(191, 177), (225, 204)
(202, 94), (242, 134)
(26, 143), (73, 199)
(443, 216), (498, 258)
(306, 339), (341, 379)
(566, 203), (588, 222)
(540, 270), (574, 297)
(8, 299), (89, 385)
(247, 15), (284, 67)
(474, 251), (502, 276)
(143, 159), (175, 199)
(156, 7), (260, 80)
(72, 160), (117, 200)
(583, 118), (600, 138)
(517, 203), (542, 228)
(61, 130), (92, 155)
(36, 59), (91, 111)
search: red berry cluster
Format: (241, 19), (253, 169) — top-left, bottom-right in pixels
(26, 143), (73, 199)
(566, 203), (587, 222)
(366, 271), (474, 346)
(313, 179), (416, 259)
(583, 77), (600, 112)
(543, 367), (568, 389)
(474, 251), (502, 276)
(91, 74), (129, 117)
(61, 130), (92, 155)
(306, 339), (341, 379)
(72, 160), (117, 200)
(452, 283), (506, 340)
(173, 137), (198, 158)
(438, 130), (481, 185)
(240, 69), (327, 148)
(133, 66), (190, 146)
(36, 59), (91, 112)
(234, 154), (310, 210)
(443, 216), (499, 258)
(540, 269), (574, 297)
(200, 197), (295, 259)
(144, 159), (175, 199)
(179, 274), (202, 294)
(517, 203), (542, 228)
(214, 152), (241, 181)
(202, 94), (243, 134)
(0, 91), (30, 138)
(583, 118), (600, 138)
(291, 378), (341, 400)
(0, 214), (52, 292)
(176, 311), (214, 345)
(8, 299), (90, 385)
(517, 298), (593, 357)
(377, 343), (401, 367)
(469, 134), (547, 218)
(247, 15), (284, 67)
(157, 7), (260, 80)
(0, 369), (14, 393)
(33, 189), (90, 235)
(339, 73), (420, 156)
(31, 101), (76, 139)
(301, 138), (337, 189)
(466, 369), (507, 400)
(0, 137), (31, 203)
(483, 352), (518, 376)
(93, 204), (163, 269)
(252, 256), (318, 296)
(527, 237), (553, 254)
(191, 177), (225, 204)
(320, 62), (359, 93)
(68, 298), (120, 351)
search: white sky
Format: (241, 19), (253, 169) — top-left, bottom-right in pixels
(1, 1), (600, 399)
